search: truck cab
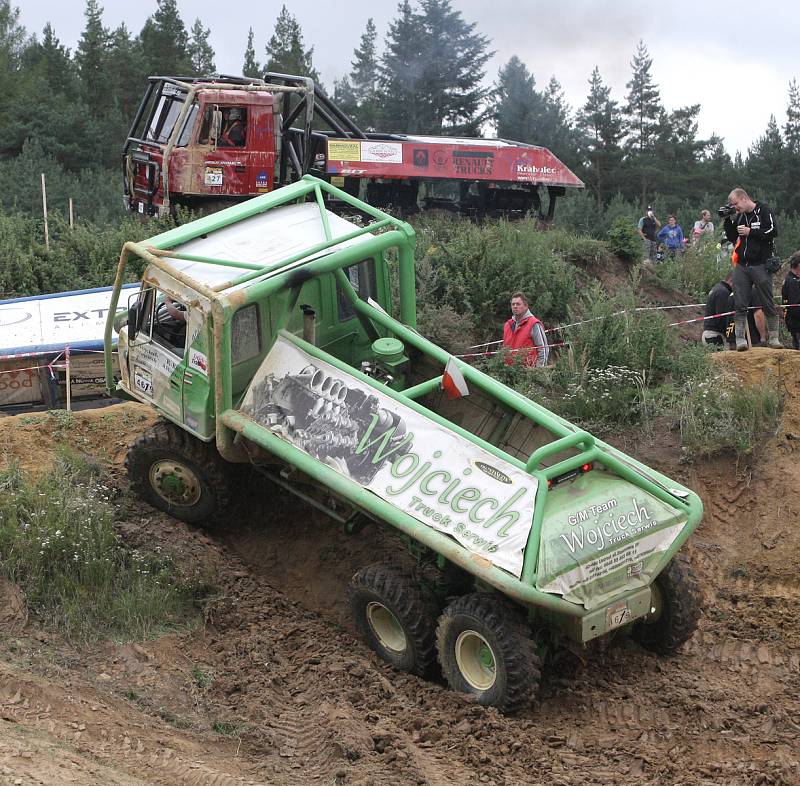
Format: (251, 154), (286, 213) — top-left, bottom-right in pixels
(123, 77), (280, 217)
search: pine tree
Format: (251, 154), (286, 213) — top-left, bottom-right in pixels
(76, 0), (108, 116)
(493, 56), (540, 142)
(139, 0), (191, 76)
(623, 40), (662, 154)
(187, 18), (215, 75)
(378, 1), (425, 132)
(107, 23), (143, 120)
(784, 79), (800, 154)
(747, 115), (787, 206)
(242, 27), (260, 78)
(0, 0), (29, 129)
(576, 66), (623, 206)
(348, 18), (379, 129)
(264, 5), (319, 82)
(332, 75), (358, 120)
(379, 0), (490, 135)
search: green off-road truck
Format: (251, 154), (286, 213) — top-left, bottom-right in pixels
(105, 176), (702, 713)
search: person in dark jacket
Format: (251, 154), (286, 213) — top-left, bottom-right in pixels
(723, 188), (782, 350)
(782, 253), (800, 349)
(637, 207), (661, 261)
(702, 274), (733, 346)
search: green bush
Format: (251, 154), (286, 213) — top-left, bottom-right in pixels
(0, 453), (207, 642)
(411, 215), (579, 339)
(605, 216), (642, 263)
(654, 240), (730, 302)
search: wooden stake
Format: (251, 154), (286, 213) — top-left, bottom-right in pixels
(65, 345), (72, 412)
(41, 173), (50, 250)
(68, 197), (74, 229)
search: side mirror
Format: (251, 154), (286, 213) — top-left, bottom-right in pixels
(128, 300), (141, 340)
(210, 109), (222, 146)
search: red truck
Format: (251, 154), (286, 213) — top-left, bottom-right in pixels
(123, 73), (583, 220)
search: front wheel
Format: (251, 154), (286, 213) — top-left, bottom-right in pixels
(347, 563), (438, 676)
(125, 421), (231, 523)
(632, 553), (701, 654)
(436, 593), (541, 714)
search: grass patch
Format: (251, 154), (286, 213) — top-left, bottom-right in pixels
(678, 372), (782, 456)
(0, 452), (209, 643)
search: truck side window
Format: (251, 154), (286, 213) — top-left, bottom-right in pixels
(232, 304), (260, 365)
(146, 91), (186, 144)
(138, 289), (188, 357)
(337, 259), (377, 321)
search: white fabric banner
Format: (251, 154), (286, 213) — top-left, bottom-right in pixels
(239, 337), (538, 576)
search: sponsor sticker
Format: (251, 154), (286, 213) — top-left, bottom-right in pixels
(189, 349), (209, 375)
(330, 176), (346, 187)
(255, 170), (269, 191)
(328, 140), (362, 161)
(204, 166), (223, 186)
(361, 141), (403, 164)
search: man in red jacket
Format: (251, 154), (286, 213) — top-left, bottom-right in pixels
(502, 292), (548, 367)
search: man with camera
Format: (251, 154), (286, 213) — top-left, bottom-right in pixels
(637, 207), (661, 261)
(721, 188), (782, 350)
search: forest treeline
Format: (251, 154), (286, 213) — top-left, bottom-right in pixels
(2, 0), (800, 253)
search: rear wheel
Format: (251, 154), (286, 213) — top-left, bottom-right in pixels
(436, 593), (541, 714)
(347, 563), (438, 676)
(632, 554), (701, 653)
(126, 421), (230, 523)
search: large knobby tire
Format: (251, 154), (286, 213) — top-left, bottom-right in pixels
(436, 592), (541, 714)
(632, 553), (701, 654)
(125, 421), (230, 523)
(347, 563), (439, 676)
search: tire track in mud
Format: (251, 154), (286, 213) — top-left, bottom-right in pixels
(205, 563), (492, 786)
(0, 669), (258, 786)
(684, 631), (800, 676)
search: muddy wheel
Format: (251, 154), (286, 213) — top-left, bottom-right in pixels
(126, 421), (230, 523)
(632, 553), (701, 654)
(436, 593), (541, 714)
(347, 563), (438, 676)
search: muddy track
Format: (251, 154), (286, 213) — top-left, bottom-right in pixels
(1, 351), (800, 785)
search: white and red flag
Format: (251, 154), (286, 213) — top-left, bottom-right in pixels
(442, 357), (469, 399)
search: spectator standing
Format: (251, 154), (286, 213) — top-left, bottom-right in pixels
(503, 292), (548, 367)
(782, 253), (800, 349)
(657, 215), (685, 259)
(692, 210), (715, 245)
(638, 207), (661, 262)
(722, 187), (782, 350)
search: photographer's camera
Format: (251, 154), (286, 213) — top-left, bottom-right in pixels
(718, 203), (736, 218)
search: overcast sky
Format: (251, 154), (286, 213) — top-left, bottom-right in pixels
(18, 0), (799, 157)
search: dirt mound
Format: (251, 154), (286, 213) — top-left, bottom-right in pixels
(0, 399), (799, 785)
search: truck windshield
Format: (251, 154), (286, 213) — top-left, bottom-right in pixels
(146, 90), (188, 144)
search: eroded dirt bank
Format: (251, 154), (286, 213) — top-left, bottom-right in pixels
(0, 350), (798, 786)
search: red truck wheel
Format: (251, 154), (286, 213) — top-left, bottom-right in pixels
(347, 563), (438, 676)
(436, 593), (541, 714)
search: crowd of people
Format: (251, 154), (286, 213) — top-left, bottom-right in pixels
(500, 187), (799, 366)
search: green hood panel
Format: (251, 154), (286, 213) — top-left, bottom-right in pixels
(537, 473), (687, 610)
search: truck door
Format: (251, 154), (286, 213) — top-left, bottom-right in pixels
(128, 286), (188, 424)
(194, 105), (250, 196)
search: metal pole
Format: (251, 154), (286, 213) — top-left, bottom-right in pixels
(69, 198), (74, 229)
(41, 173), (50, 251)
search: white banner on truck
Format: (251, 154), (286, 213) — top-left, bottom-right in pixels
(239, 337), (538, 577)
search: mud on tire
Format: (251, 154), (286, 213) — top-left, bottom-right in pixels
(632, 553), (701, 654)
(125, 420), (231, 523)
(436, 592), (541, 715)
(347, 563), (439, 676)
